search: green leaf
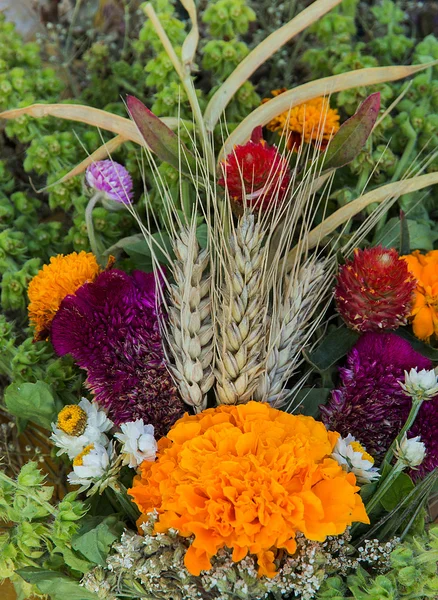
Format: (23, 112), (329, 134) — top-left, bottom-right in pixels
(399, 210), (411, 255)
(54, 546), (93, 574)
(395, 329), (438, 360)
(380, 472), (414, 512)
(360, 482), (378, 504)
(123, 231), (174, 270)
(196, 223), (208, 249)
(5, 381), (56, 429)
(322, 92), (381, 171)
(291, 388), (331, 418)
(375, 217), (438, 251)
(16, 568), (97, 599)
(72, 516), (124, 567)
(127, 96), (196, 176)
(304, 326), (360, 372)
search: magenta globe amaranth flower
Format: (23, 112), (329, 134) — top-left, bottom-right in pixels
(51, 268), (185, 437)
(321, 332), (437, 478)
(85, 160), (133, 204)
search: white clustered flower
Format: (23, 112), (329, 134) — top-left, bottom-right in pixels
(50, 398), (113, 460)
(331, 434), (380, 484)
(400, 367), (438, 400)
(68, 442), (112, 488)
(114, 419), (157, 468)
(395, 434), (426, 468)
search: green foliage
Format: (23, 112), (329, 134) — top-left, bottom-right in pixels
(318, 525), (438, 599)
(300, 0), (438, 251)
(4, 380), (58, 429)
(202, 0), (256, 38)
(72, 516), (125, 567)
(0, 463), (89, 597)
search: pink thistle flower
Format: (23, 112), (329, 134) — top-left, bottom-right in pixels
(85, 160), (133, 204)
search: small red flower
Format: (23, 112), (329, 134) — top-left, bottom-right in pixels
(335, 246), (416, 332)
(218, 126), (291, 212)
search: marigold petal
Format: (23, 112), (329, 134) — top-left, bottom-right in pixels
(184, 545), (212, 576)
(413, 307), (435, 341)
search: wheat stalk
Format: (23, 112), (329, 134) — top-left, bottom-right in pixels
(214, 213), (268, 405)
(167, 225), (215, 412)
(255, 260), (327, 405)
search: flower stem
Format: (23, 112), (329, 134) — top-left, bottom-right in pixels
(85, 192), (105, 264)
(381, 397), (423, 474)
(109, 480), (140, 525)
(365, 462), (404, 516)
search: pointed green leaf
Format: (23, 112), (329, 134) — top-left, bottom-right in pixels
(127, 96), (196, 175)
(304, 326), (360, 372)
(399, 210), (411, 255)
(322, 92), (381, 171)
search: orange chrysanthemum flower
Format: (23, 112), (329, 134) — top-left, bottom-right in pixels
(28, 251), (100, 340)
(129, 402), (369, 579)
(402, 249), (438, 341)
(262, 90), (340, 150)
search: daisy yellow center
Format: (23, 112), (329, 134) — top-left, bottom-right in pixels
(57, 405), (87, 436)
(350, 441), (374, 464)
(73, 444), (95, 467)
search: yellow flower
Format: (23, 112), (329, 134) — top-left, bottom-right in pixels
(28, 252), (100, 340)
(57, 405), (88, 436)
(402, 249), (438, 341)
(262, 90), (340, 149)
(350, 441), (374, 464)
(129, 402), (369, 579)
(73, 443), (95, 467)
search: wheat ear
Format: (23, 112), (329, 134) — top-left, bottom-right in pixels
(215, 213), (267, 405)
(167, 226), (215, 412)
(255, 261), (326, 405)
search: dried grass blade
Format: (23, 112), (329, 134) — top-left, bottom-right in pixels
(180, 0), (199, 68)
(204, 0), (343, 130)
(286, 171), (438, 269)
(0, 103), (178, 145)
(219, 61), (438, 161)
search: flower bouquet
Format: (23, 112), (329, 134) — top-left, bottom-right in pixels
(1, 1), (438, 599)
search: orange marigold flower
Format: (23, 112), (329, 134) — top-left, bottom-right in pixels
(28, 251), (100, 340)
(129, 402), (369, 579)
(262, 90), (340, 150)
(402, 249), (438, 341)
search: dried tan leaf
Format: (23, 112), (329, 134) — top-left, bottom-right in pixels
(219, 61), (438, 161)
(204, 0), (343, 130)
(286, 171), (438, 269)
(0, 103), (178, 145)
(180, 0), (199, 68)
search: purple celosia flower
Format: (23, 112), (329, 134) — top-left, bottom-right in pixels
(321, 332), (437, 478)
(85, 160), (133, 204)
(51, 268), (185, 437)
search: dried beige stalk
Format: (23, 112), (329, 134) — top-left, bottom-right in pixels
(255, 261), (326, 405)
(167, 227), (214, 412)
(215, 213), (267, 405)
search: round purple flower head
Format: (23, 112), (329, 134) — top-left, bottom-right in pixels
(85, 160), (133, 204)
(321, 332), (438, 479)
(51, 268), (185, 437)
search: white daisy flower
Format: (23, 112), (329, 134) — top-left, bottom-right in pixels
(50, 398), (113, 460)
(68, 442), (112, 488)
(395, 434), (426, 468)
(400, 367), (438, 401)
(331, 433), (380, 484)
(114, 419), (157, 468)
